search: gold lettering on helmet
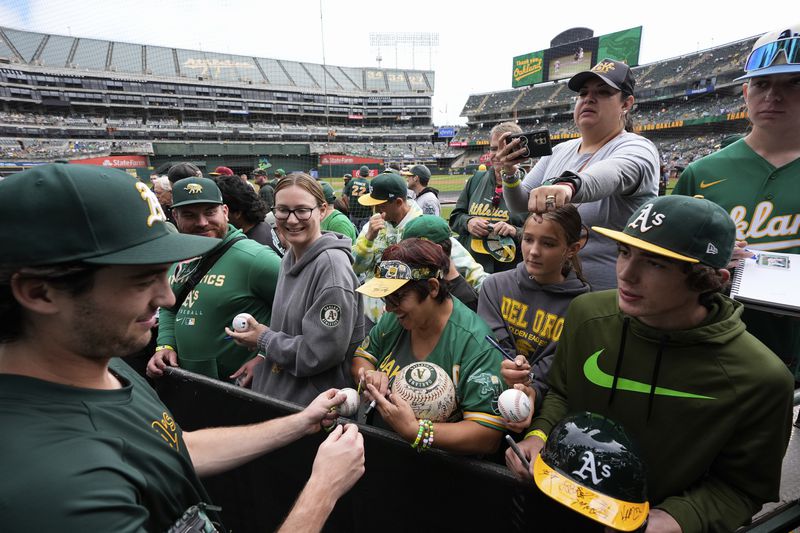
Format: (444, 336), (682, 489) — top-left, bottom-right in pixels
(135, 182), (167, 227)
(592, 61), (616, 74)
(185, 183), (204, 194)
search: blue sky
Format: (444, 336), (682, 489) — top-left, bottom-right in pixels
(0, 0), (791, 124)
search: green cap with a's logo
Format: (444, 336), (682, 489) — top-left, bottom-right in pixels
(357, 172), (407, 206)
(593, 195), (735, 269)
(0, 164), (218, 266)
(171, 177), (223, 208)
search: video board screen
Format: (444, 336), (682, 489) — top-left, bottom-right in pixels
(512, 26), (641, 88)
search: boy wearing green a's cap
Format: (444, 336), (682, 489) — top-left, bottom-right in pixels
(0, 163), (365, 532)
(507, 195), (794, 533)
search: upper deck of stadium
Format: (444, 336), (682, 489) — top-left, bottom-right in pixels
(0, 26), (434, 96)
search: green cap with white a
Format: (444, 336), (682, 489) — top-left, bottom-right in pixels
(0, 164), (218, 266)
(593, 195), (735, 269)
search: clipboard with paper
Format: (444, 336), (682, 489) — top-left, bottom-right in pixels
(730, 251), (800, 317)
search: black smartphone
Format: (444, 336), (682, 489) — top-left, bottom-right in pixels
(506, 130), (552, 159)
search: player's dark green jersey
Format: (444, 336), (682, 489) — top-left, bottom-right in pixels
(343, 177), (372, 219)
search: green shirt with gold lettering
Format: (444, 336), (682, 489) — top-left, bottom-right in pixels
(158, 225), (281, 380)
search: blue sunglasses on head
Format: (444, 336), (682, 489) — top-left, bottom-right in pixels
(744, 37), (800, 71)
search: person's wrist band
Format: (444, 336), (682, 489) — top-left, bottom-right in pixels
(155, 345), (175, 352)
(525, 429), (548, 443)
(256, 353), (266, 360)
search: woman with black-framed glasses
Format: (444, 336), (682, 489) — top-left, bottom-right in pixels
(226, 173), (365, 406)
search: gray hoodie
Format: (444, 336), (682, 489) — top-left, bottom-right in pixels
(477, 261), (589, 410)
(252, 232), (365, 406)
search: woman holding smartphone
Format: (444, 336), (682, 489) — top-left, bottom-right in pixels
(499, 58), (659, 291)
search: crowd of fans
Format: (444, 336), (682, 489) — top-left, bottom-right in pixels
(0, 137), (153, 159)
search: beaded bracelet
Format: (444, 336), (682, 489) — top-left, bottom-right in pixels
(411, 419), (434, 453)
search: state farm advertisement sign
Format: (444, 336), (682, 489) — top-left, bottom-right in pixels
(70, 155), (148, 168)
(320, 154), (383, 165)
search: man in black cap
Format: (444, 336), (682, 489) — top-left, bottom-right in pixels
(0, 164), (364, 532)
(403, 164), (440, 216)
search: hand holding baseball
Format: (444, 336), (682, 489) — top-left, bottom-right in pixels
(500, 384), (536, 434)
(302, 388), (346, 434)
(225, 317), (269, 350)
(528, 184), (573, 214)
(365, 213), (386, 241)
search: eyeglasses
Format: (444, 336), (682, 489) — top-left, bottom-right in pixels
(744, 37), (800, 72)
(272, 206), (318, 221)
(383, 287), (412, 308)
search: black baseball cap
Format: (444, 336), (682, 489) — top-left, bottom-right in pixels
(568, 58), (635, 95)
(0, 164), (218, 266)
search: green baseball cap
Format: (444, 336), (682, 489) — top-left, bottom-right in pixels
(0, 164), (218, 266)
(172, 177), (224, 208)
(274, 168), (286, 177)
(358, 172), (407, 206)
(320, 182), (336, 204)
(593, 195), (735, 269)
(403, 215), (452, 244)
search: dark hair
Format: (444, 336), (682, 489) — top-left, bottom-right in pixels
(215, 175), (267, 224)
(381, 239), (450, 304)
(682, 263), (728, 307)
(525, 204), (588, 285)
(418, 174), (431, 186)
(0, 263), (101, 343)
(621, 90), (635, 131)
(167, 162), (201, 184)
(437, 237), (452, 257)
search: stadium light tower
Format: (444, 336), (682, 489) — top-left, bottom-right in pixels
(369, 32), (439, 70)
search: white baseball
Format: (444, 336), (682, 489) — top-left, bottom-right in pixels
(337, 388), (360, 417)
(498, 389), (531, 423)
(391, 361), (457, 422)
(232, 313), (254, 332)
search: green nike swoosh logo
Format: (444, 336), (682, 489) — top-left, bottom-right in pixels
(583, 350), (715, 400)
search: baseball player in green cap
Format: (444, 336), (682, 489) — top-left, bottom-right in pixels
(0, 164), (364, 531)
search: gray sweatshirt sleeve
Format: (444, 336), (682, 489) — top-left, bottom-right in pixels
(257, 286), (359, 378)
(571, 136), (660, 202)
